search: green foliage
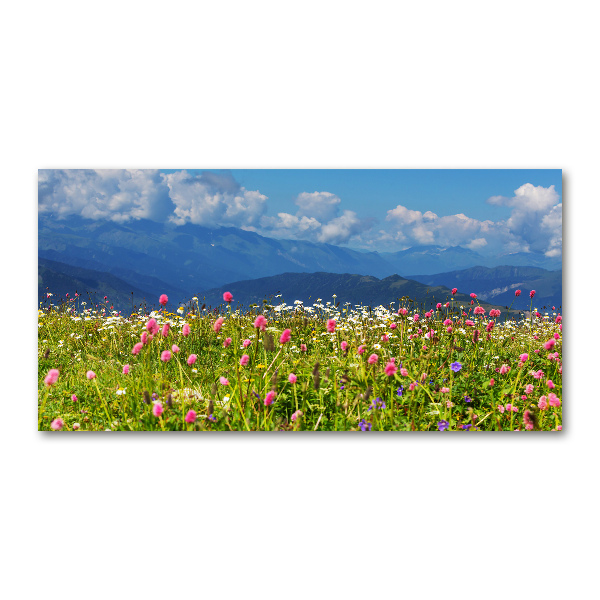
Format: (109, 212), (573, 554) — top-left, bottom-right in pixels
(38, 294), (562, 432)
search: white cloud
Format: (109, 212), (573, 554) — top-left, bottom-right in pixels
(258, 191), (372, 245)
(38, 172), (561, 258)
(38, 169), (270, 229)
(382, 183), (562, 258)
(163, 170), (268, 228)
(38, 169), (175, 223)
(317, 210), (368, 245)
(466, 237), (488, 250)
(260, 213), (322, 237)
(295, 191), (341, 222)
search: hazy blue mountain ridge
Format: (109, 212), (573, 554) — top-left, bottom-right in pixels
(38, 216), (562, 312)
(196, 271), (517, 315)
(38, 258), (180, 312)
(407, 266), (562, 311)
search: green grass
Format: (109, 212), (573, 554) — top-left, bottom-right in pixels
(38, 294), (562, 431)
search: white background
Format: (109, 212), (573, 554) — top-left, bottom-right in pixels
(1, 1), (597, 598)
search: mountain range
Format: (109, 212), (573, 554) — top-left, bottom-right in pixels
(195, 272), (518, 315)
(407, 266), (562, 312)
(38, 215), (562, 312)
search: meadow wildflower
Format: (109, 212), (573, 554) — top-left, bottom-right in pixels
(161, 323), (170, 337)
(223, 338), (232, 348)
(515, 290), (521, 297)
(240, 354), (250, 366)
(184, 410), (197, 423)
(187, 354), (197, 366)
(359, 419), (372, 431)
(452, 288), (457, 295)
(219, 376), (229, 386)
(530, 290), (536, 298)
(159, 294), (168, 306)
(538, 396), (548, 410)
(384, 361), (397, 376)
(327, 319), (336, 333)
(243, 339), (251, 348)
(368, 354), (379, 365)
(548, 393), (561, 407)
(400, 367), (408, 377)
(122, 365), (130, 374)
(71, 394), (78, 402)
(50, 417), (64, 431)
(86, 370), (96, 379)
(279, 329), (291, 344)
(288, 373), (297, 383)
(450, 362), (462, 372)
(525, 384), (534, 394)
(160, 350), (171, 362)
(223, 291), (233, 303)
(214, 317), (224, 333)
(300, 343), (307, 352)
(357, 345), (366, 355)
(499, 364), (510, 375)
(437, 420), (449, 431)
(520, 353), (529, 363)
(489, 309), (501, 318)
(153, 403), (163, 417)
(254, 315), (267, 331)
(72, 423), (80, 430)
(44, 368), (59, 387)
(264, 391), (276, 406)
(291, 410), (303, 422)
(182, 323), (191, 337)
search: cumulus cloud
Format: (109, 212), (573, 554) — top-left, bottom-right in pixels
(260, 213), (322, 237)
(295, 191), (341, 223)
(38, 169), (269, 229)
(386, 207), (500, 249)
(38, 169), (175, 223)
(384, 183), (561, 258)
(317, 210), (370, 245)
(38, 171), (560, 257)
(259, 191), (373, 245)
(163, 170), (268, 228)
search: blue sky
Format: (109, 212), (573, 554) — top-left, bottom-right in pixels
(224, 169), (562, 222)
(39, 169), (562, 258)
